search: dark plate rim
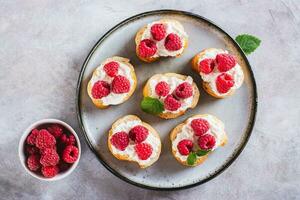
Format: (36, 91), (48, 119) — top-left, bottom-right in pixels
(76, 9), (258, 191)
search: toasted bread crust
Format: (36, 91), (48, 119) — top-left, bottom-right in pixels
(143, 73), (200, 119)
(135, 19), (188, 63)
(87, 56), (137, 108)
(170, 114), (228, 166)
(107, 115), (161, 168)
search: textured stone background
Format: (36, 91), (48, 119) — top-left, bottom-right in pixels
(0, 0), (299, 199)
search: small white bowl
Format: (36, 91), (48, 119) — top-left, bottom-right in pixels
(19, 119), (81, 181)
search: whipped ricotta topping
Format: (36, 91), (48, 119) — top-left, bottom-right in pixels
(110, 120), (161, 166)
(141, 20), (188, 57)
(198, 49), (244, 96)
(148, 75), (194, 114)
(172, 115), (226, 162)
(90, 59), (134, 106)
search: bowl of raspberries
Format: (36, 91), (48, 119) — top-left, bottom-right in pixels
(18, 119), (81, 181)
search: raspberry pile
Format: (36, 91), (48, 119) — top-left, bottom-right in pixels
(177, 118), (216, 156)
(138, 23), (183, 58)
(198, 53), (237, 94)
(154, 80), (193, 112)
(91, 61), (131, 99)
(24, 124), (79, 178)
(110, 124), (153, 160)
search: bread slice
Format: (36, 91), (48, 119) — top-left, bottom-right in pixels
(107, 115), (161, 168)
(170, 114), (228, 166)
(192, 48), (244, 98)
(143, 73), (200, 119)
(135, 19), (188, 63)
(87, 56), (137, 109)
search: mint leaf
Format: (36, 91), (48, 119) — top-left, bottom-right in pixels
(141, 97), (164, 115)
(235, 34), (261, 55)
(187, 152), (197, 165)
(196, 149), (210, 157)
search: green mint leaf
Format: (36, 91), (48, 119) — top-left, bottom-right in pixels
(196, 149), (210, 157)
(187, 152), (197, 166)
(141, 97), (164, 115)
(235, 34), (261, 55)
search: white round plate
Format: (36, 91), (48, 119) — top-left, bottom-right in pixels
(77, 10), (257, 190)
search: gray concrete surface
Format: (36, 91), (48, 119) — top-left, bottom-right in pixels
(0, 0), (299, 199)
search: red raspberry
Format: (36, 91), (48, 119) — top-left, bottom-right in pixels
(198, 134), (216, 150)
(47, 124), (63, 138)
(174, 82), (193, 99)
(91, 80), (110, 99)
(135, 143), (153, 160)
(155, 81), (170, 97)
(164, 95), (181, 111)
(199, 58), (215, 74)
(26, 129), (39, 145)
(60, 134), (76, 146)
(41, 166), (59, 178)
(111, 75), (130, 94)
(110, 131), (129, 151)
(103, 61), (119, 77)
(27, 154), (41, 171)
(150, 23), (166, 41)
(26, 145), (39, 155)
(40, 148), (60, 167)
(138, 39), (157, 58)
(191, 118), (210, 136)
(164, 33), (182, 51)
(62, 145), (79, 164)
(216, 73), (235, 93)
(35, 129), (56, 149)
(216, 53), (236, 72)
(129, 125), (149, 143)
(177, 139), (193, 156)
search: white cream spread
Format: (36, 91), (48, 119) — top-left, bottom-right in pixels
(141, 20), (188, 57)
(90, 58), (134, 106)
(148, 75), (194, 114)
(110, 119), (161, 166)
(172, 115), (226, 162)
(197, 49), (244, 96)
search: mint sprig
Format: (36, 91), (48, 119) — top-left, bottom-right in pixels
(196, 149), (210, 156)
(235, 34), (261, 55)
(187, 149), (210, 166)
(141, 97), (164, 115)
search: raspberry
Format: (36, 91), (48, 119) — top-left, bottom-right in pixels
(150, 23), (166, 41)
(155, 81), (170, 97)
(26, 129), (39, 145)
(138, 39), (157, 58)
(35, 129), (56, 149)
(26, 145), (39, 155)
(40, 148), (60, 167)
(177, 139), (193, 156)
(62, 145), (79, 164)
(191, 118), (210, 136)
(199, 58), (215, 74)
(27, 154), (41, 171)
(111, 75), (130, 94)
(129, 125), (149, 143)
(58, 161), (70, 172)
(47, 124), (63, 138)
(41, 166), (59, 178)
(110, 131), (129, 151)
(216, 73), (235, 94)
(103, 61), (119, 77)
(91, 80), (110, 99)
(198, 134), (216, 150)
(164, 95), (181, 111)
(60, 134), (76, 146)
(164, 33), (182, 51)
(174, 82), (193, 99)
(216, 53), (236, 72)
(134, 143), (153, 160)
